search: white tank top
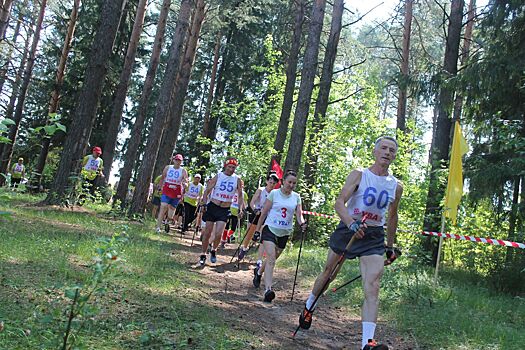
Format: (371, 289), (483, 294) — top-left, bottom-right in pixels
(165, 165), (183, 185)
(84, 155), (101, 171)
(211, 172), (239, 203)
(346, 168), (398, 226)
(265, 189), (301, 230)
(254, 187), (269, 210)
(185, 183), (202, 199)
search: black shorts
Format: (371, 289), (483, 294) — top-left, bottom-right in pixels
(329, 222), (386, 259)
(175, 202), (184, 215)
(151, 196), (161, 206)
(202, 202), (230, 223)
(225, 215), (239, 231)
(11, 177), (22, 184)
(261, 225), (289, 250)
(249, 211), (261, 225)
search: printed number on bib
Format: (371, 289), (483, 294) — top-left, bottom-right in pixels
(281, 208), (287, 218)
(363, 186), (389, 209)
(219, 181), (234, 192)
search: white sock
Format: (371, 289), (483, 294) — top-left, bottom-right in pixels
(305, 292), (317, 310)
(362, 322), (376, 349)
(256, 259), (262, 267)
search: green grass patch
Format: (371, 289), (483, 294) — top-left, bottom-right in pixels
(0, 190), (253, 349)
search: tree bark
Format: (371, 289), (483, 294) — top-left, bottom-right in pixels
(0, 0), (47, 185)
(101, 0), (148, 182)
(452, 0), (475, 122)
(396, 0), (413, 133)
(114, 0), (171, 205)
(423, 0), (464, 264)
(0, 19), (31, 163)
(284, 0), (326, 172)
(272, 0), (305, 166)
(44, 0), (128, 204)
(505, 176), (521, 265)
(303, 0), (343, 197)
(34, 0), (81, 189)
(129, 0), (192, 215)
(0, 0), (13, 40)
(153, 0), (206, 177)
(0, 0), (25, 98)
(195, 27), (233, 174)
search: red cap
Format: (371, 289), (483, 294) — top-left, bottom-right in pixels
(93, 146), (102, 155)
(224, 158), (238, 167)
(173, 154), (183, 161)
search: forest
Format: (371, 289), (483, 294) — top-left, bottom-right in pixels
(0, 0), (524, 349)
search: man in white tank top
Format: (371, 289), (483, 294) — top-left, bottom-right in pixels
(298, 137), (403, 350)
(198, 157), (244, 266)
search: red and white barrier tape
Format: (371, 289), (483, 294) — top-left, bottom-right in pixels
(301, 210), (525, 249)
(301, 210), (336, 219)
(416, 231), (525, 249)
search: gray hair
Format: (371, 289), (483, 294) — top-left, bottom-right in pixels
(374, 136), (398, 150)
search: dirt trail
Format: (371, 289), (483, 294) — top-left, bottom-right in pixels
(167, 229), (415, 350)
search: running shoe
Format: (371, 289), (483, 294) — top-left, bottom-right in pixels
(210, 250), (217, 263)
(252, 266), (262, 288)
(219, 241), (226, 249)
(298, 306), (313, 329)
(164, 223), (170, 233)
(238, 248), (247, 260)
(155, 227), (161, 234)
(363, 339), (389, 350)
(198, 254), (206, 266)
(263, 289), (275, 303)
(252, 231), (261, 242)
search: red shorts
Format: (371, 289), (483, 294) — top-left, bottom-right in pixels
(162, 183), (182, 199)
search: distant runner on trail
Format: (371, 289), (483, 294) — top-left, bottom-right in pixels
(252, 170), (306, 303)
(297, 136), (403, 350)
(182, 174), (204, 234)
(151, 174), (162, 219)
(198, 157), (244, 266)
(238, 171), (280, 260)
(155, 154), (188, 234)
(80, 146), (105, 198)
(10, 157), (26, 188)
(220, 189), (248, 248)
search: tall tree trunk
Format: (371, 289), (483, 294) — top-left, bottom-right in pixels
(0, 0), (25, 98)
(0, 20), (31, 163)
(396, 0), (413, 133)
(101, 0), (148, 182)
(129, 0), (192, 216)
(284, 0), (326, 172)
(34, 0), (81, 189)
(114, 0), (171, 205)
(452, 0), (475, 122)
(153, 0), (205, 177)
(505, 176), (521, 265)
(423, 0), (464, 264)
(0, 0), (13, 40)
(272, 0), (305, 166)
(0, 0), (47, 185)
(195, 27), (232, 174)
(44, 0), (128, 204)
(303, 0), (343, 202)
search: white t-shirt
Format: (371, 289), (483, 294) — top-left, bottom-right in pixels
(264, 189), (302, 237)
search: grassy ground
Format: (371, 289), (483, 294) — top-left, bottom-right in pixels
(0, 190), (252, 349)
(1, 189), (524, 349)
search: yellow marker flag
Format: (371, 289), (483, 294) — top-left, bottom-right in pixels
(444, 121), (469, 224)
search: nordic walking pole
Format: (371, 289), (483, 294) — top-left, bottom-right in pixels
(292, 214), (369, 337)
(330, 247), (402, 294)
(290, 225), (307, 301)
(229, 226), (251, 264)
(190, 205), (202, 247)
